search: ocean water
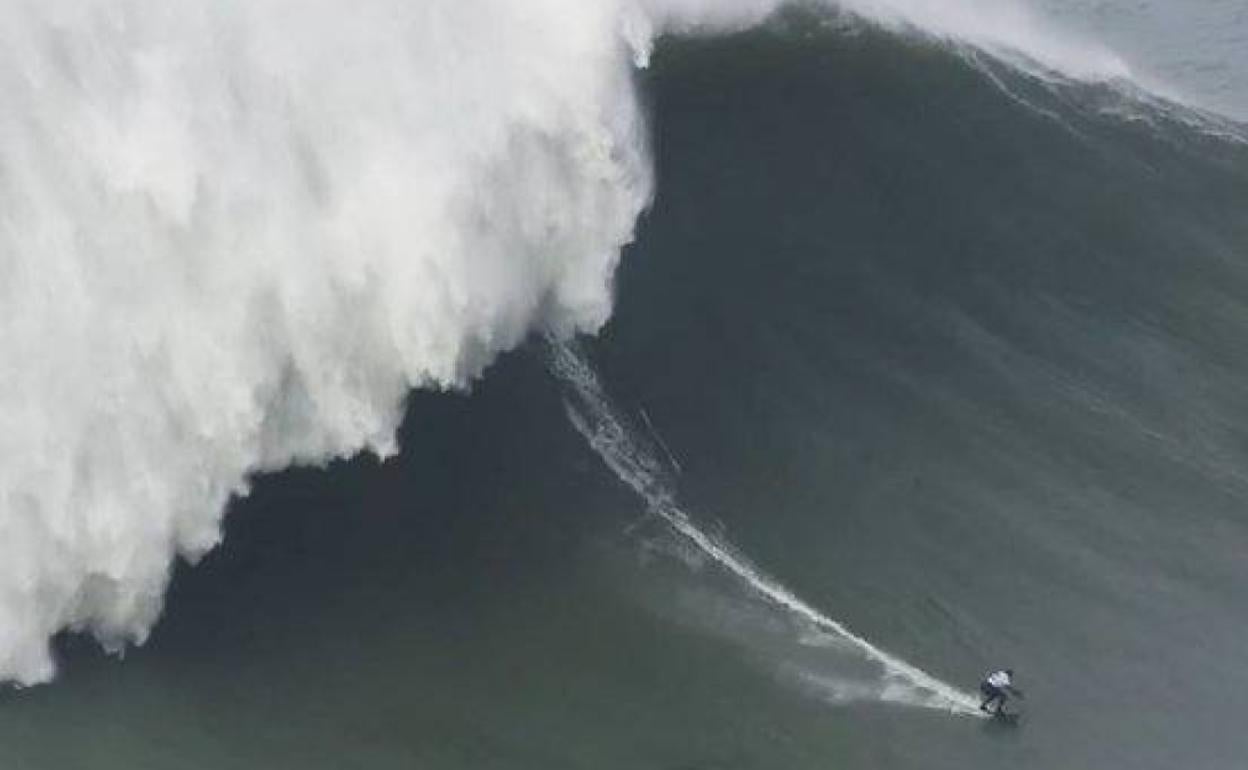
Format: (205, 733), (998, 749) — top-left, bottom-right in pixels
(2, 2), (1247, 769)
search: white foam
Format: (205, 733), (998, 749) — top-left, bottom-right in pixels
(0, 0), (654, 685)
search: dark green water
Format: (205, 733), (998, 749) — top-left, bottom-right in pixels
(7, 20), (1248, 769)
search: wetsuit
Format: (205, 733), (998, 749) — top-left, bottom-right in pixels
(979, 670), (1015, 714)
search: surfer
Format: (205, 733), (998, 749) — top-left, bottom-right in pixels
(978, 669), (1023, 716)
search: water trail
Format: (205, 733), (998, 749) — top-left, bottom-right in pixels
(545, 336), (982, 716)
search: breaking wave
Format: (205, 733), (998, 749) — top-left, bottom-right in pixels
(0, 0), (1205, 685)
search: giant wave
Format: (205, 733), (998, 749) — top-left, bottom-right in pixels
(0, 0), (1224, 688)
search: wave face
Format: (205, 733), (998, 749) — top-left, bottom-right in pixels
(548, 336), (983, 715)
(593, 21), (1248, 768)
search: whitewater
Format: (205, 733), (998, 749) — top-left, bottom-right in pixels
(0, 0), (1204, 687)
